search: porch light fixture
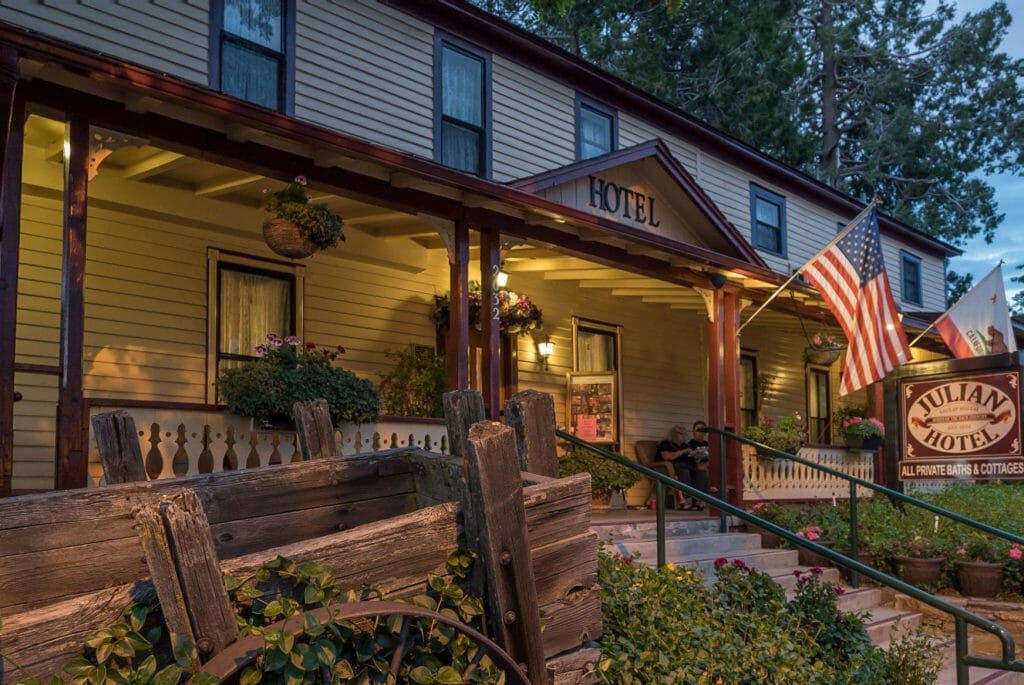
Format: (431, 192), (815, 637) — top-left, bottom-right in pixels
(537, 338), (555, 369)
(495, 268), (509, 288)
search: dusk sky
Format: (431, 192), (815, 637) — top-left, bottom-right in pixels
(943, 0), (1024, 301)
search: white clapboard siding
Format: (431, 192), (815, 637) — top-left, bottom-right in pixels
(491, 54), (576, 181)
(294, 0), (434, 158)
(618, 111), (700, 175)
(0, 0), (208, 84)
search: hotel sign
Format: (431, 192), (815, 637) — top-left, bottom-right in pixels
(899, 370), (1024, 480)
(588, 175), (661, 228)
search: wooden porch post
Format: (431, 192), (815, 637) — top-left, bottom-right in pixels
(0, 46), (21, 497)
(55, 117), (90, 489)
(867, 381), (886, 485)
(447, 217), (470, 391)
(480, 228), (501, 420)
(705, 289), (726, 498)
(722, 289), (743, 505)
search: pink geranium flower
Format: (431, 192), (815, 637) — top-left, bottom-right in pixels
(1010, 545), (1023, 560)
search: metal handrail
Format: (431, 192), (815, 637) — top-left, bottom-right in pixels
(555, 428), (1024, 685)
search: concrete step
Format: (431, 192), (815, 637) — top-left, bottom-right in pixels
(607, 532), (762, 560)
(763, 565), (841, 593)
(592, 517), (723, 541)
(864, 606), (922, 644)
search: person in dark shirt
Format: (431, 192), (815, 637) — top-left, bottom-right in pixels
(657, 423), (710, 510)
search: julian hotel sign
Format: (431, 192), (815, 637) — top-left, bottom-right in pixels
(899, 368), (1023, 480)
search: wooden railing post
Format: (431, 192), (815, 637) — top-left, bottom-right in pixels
(92, 410), (147, 483)
(466, 421), (546, 681)
(293, 398), (338, 460)
(443, 389), (485, 460)
(504, 390), (558, 477)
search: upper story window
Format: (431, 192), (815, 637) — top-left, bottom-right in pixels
(435, 36), (491, 177)
(749, 184), (787, 256)
(211, 0), (293, 113)
(901, 251), (923, 306)
(575, 95), (617, 160)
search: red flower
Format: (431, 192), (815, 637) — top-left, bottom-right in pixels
(714, 557), (728, 568)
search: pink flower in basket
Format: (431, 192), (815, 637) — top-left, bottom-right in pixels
(796, 525), (822, 541)
(1010, 545), (1023, 560)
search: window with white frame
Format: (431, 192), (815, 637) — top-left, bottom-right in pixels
(207, 250), (304, 402)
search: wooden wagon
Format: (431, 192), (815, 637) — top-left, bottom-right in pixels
(0, 391), (600, 684)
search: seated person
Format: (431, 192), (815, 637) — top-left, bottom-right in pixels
(657, 423), (710, 510)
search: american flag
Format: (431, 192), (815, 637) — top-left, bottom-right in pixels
(802, 207), (910, 395)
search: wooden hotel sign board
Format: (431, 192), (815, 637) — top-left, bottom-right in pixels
(886, 353), (1024, 482)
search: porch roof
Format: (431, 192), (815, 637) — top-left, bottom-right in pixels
(2, 19), (835, 321)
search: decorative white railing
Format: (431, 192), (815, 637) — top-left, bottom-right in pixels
(86, 405), (447, 486)
(742, 444), (875, 502)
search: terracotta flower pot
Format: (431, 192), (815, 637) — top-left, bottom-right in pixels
(956, 560), (1004, 598)
(837, 550), (876, 582)
(798, 540), (834, 567)
(894, 555), (946, 586)
(754, 527), (782, 549)
(263, 218), (318, 259)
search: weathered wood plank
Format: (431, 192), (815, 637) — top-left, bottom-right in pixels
(442, 389), (484, 460)
(546, 647), (601, 685)
(158, 490), (237, 657)
(209, 492), (416, 559)
(530, 532), (598, 608)
(91, 410), (147, 483)
(466, 421), (546, 682)
(504, 390), (559, 477)
(293, 399), (337, 460)
(221, 502), (459, 598)
(133, 503), (194, 646)
(538, 586), (603, 659)
(1, 582), (156, 685)
(523, 474), (592, 549)
(404, 452), (465, 507)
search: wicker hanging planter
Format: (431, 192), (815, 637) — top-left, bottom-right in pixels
(804, 346), (845, 365)
(263, 218), (318, 259)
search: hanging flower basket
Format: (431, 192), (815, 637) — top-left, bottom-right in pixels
(263, 218), (318, 259)
(804, 346), (845, 365)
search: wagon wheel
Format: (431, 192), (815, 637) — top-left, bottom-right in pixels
(195, 600), (532, 685)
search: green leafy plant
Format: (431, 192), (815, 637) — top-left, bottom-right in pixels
(743, 414), (803, 454)
(747, 501), (792, 527)
(218, 334), (379, 427)
(806, 332), (842, 350)
(842, 416), (885, 439)
(890, 535), (948, 560)
(263, 176), (344, 250)
(433, 282), (543, 335)
(377, 346), (447, 418)
(558, 448), (641, 497)
(953, 534), (1011, 563)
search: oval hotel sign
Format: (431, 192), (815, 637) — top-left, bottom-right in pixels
(900, 371), (1023, 480)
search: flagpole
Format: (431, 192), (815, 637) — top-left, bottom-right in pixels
(737, 199), (878, 335)
(908, 321), (936, 347)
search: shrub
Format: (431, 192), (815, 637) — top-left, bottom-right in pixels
(218, 334), (379, 426)
(558, 448), (641, 497)
(594, 551), (928, 683)
(377, 346), (447, 418)
(744, 414), (803, 454)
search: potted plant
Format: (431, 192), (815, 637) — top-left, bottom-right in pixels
(558, 447), (641, 511)
(377, 345), (447, 418)
(433, 282), (543, 335)
(262, 176), (345, 258)
(803, 332), (845, 365)
(890, 535), (948, 587)
(842, 415), (885, 450)
(953, 535), (1014, 598)
(743, 415), (803, 459)
(794, 524), (835, 567)
(218, 333), (379, 429)
(746, 501), (791, 549)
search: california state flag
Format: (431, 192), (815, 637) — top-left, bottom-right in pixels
(934, 265), (1017, 358)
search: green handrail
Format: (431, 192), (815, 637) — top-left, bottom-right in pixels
(555, 428), (1024, 685)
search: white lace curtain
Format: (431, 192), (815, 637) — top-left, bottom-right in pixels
(219, 268), (291, 358)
